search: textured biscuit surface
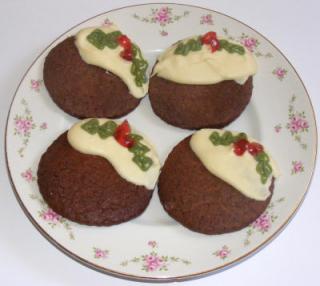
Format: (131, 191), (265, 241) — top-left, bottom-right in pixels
(149, 75), (253, 129)
(158, 136), (273, 234)
(44, 37), (141, 119)
(37, 132), (152, 226)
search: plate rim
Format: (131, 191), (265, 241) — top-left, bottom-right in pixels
(4, 2), (318, 282)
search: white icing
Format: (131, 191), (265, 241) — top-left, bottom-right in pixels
(152, 36), (257, 85)
(190, 129), (280, 201)
(67, 119), (161, 190)
(75, 26), (148, 99)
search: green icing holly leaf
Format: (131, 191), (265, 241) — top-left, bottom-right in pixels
(87, 29), (122, 50)
(129, 133), (153, 171)
(98, 121), (117, 139)
(218, 39), (245, 55)
(209, 131), (247, 146)
(132, 155), (153, 171)
(81, 119), (100, 135)
(129, 142), (150, 157)
(173, 37), (245, 56)
(174, 37), (202, 56)
(129, 133), (143, 141)
(131, 44), (148, 87)
(81, 119), (116, 139)
(255, 152), (273, 184)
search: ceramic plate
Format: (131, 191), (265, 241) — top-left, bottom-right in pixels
(5, 3), (317, 282)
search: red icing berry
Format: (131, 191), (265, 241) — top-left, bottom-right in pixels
(201, 31), (220, 53)
(117, 35), (132, 50)
(114, 120), (135, 148)
(233, 139), (249, 156)
(210, 38), (220, 52)
(117, 35), (133, 61)
(120, 49), (133, 61)
(201, 31), (217, 45)
(116, 135), (135, 148)
(116, 120), (130, 135)
(248, 142), (264, 156)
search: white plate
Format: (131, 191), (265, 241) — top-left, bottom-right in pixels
(5, 3), (317, 282)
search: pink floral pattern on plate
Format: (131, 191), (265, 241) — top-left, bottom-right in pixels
(159, 30), (168, 37)
(288, 113), (309, 134)
(241, 37), (259, 52)
(252, 213), (273, 233)
(213, 245), (230, 260)
(275, 95), (309, 150)
(222, 28), (272, 58)
(274, 124), (282, 133)
(15, 116), (34, 135)
(244, 197), (284, 245)
(291, 161), (304, 174)
(30, 79), (42, 92)
(133, 6), (190, 36)
(200, 14), (214, 25)
(148, 240), (157, 248)
(287, 95), (309, 138)
(29, 193), (74, 240)
(273, 67), (288, 80)
(13, 99), (47, 157)
(102, 17), (113, 27)
(39, 122), (48, 130)
(93, 247), (109, 259)
(120, 241), (191, 272)
(13, 99), (36, 157)
(21, 168), (36, 182)
(40, 208), (61, 224)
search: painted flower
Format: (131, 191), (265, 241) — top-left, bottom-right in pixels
(273, 67), (287, 80)
(40, 122), (48, 130)
(102, 18), (113, 27)
(274, 124), (282, 133)
(252, 212), (271, 232)
(133, 7), (189, 37)
(121, 241), (190, 271)
(241, 37), (258, 52)
(30, 79), (42, 92)
(153, 7), (170, 25)
(222, 29), (271, 57)
(159, 30), (168, 36)
(214, 245), (230, 259)
(287, 115), (309, 134)
(244, 199), (283, 245)
(200, 14), (214, 25)
(292, 161), (304, 174)
(143, 252), (165, 272)
(14, 117), (33, 135)
(284, 95), (309, 149)
(148, 240), (157, 248)
(40, 209), (61, 223)
(13, 100), (38, 157)
(94, 248), (108, 259)
(21, 168), (35, 182)
(31, 194), (74, 239)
